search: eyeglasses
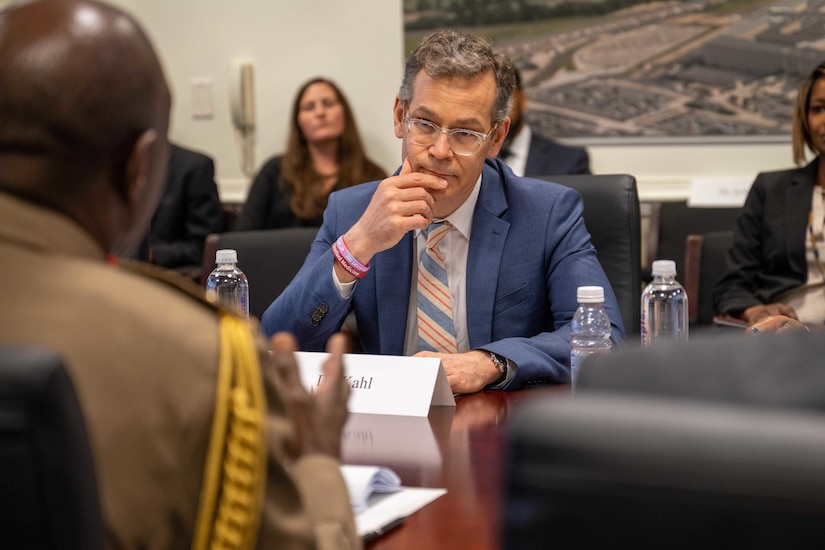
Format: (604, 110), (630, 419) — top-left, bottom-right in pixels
(403, 117), (497, 156)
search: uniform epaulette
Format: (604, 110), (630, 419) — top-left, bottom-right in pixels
(117, 260), (266, 549)
(192, 311), (267, 550)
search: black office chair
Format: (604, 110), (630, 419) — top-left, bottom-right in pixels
(646, 200), (741, 284)
(0, 346), (106, 550)
(684, 229), (736, 326)
(504, 332), (825, 549)
(539, 174), (642, 336)
(201, 227), (318, 320)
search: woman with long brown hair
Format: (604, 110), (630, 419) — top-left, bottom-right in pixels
(237, 77), (386, 229)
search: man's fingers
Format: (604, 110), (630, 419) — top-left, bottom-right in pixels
(391, 160), (446, 191)
(271, 331), (299, 352)
(400, 156), (413, 175)
(320, 335), (345, 383)
(269, 332), (304, 392)
(319, 333), (350, 401)
(326, 332), (349, 357)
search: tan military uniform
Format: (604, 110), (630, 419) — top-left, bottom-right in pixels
(0, 192), (360, 550)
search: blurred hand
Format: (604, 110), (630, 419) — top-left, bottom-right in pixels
(413, 349), (500, 395)
(270, 332), (351, 459)
(747, 314), (809, 336)
(740, 303), (797, 325)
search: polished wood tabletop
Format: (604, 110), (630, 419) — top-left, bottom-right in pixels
(345, 385), (569, 549)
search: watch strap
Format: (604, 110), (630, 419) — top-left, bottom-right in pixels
(489, 351), (508, 386)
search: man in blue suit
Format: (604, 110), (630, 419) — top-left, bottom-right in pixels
(262, 29), (624, 394)
(499, 68), (590, 177)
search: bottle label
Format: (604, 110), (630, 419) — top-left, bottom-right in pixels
(238, 291), (249, 318)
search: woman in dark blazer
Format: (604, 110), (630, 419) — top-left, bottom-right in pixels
(714, 60), (825, 326)
(237, 78), (386, 230)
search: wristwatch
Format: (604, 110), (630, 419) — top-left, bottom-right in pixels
(489, 352), (508, 386)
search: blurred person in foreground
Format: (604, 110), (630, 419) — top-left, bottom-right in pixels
(237, 77), (386, 230)
(262, 29), (623, 394)
(714, 61), (825, 329)
(0, 1), (359, 548)
(497, 67), (590, 177)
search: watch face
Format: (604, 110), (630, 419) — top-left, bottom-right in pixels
(491, 353), (506, 373)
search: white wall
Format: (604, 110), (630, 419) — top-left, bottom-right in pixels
(111, 0), (404, 202)
(112, 0), (795, 203)
(589, 140), (793, 202)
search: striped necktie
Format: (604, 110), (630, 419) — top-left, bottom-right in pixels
(417, 221), (457, 353)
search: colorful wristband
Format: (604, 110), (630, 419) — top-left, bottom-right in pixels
(336, 236), (370, 273)
(332, 237), (369, 279)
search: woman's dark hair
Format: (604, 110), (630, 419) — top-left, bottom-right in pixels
(792, 60), (825, 165)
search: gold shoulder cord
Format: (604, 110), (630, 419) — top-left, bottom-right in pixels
(192, 312), (268, 550)
(109, 260), (267, 548)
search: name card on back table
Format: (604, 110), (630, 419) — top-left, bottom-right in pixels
(294, 352), (456, 416)
(688, 177), (752, 207)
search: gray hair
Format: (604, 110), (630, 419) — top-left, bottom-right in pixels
(399, 29), (515, 124)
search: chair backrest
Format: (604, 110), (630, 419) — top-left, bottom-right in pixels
(646, 201), (740, 283)
(0, 346), (105, 550)
(538, 174), (642, 335)
(504, 332), (825, 549)
(201, 228), (318, 320)
(684, 229), (735, 325)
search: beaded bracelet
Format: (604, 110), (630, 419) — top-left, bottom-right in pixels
(331, 236), (370, 279)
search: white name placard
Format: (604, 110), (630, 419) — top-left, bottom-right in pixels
(688, 177), (752, 207)
(294, 352), (456, 417)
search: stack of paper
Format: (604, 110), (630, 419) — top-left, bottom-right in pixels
(340, 465), (447, 540)
(340, 465), (401, 513)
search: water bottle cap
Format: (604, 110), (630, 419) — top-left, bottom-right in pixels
(215, 249), (238, 264)
(576, 285), (604, 303)
(651, 259), (676, 276)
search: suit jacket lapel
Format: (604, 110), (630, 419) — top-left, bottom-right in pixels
(785, 161), (817, 277)
(375, 232), (413, 355)
(524, 135), (544, 177)
(466, 161), (511, 348)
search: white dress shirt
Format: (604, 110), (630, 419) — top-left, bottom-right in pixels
(780, 185), (825, 324)
(501, 123), (531, 177)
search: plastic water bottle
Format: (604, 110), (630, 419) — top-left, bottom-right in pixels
(641, 259), (688, 346)
(570, 286), (612, 391)
(206, 249), (249, 319)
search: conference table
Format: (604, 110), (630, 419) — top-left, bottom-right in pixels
(343, 384), (570, 549)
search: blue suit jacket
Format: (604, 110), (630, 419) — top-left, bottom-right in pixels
(524, 133), (590, 177)
(262, 158), (624, 388)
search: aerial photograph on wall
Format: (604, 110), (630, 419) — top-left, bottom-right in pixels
(404, 0), (825, 141)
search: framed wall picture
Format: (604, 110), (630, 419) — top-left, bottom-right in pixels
(404, 0), (822, 144)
